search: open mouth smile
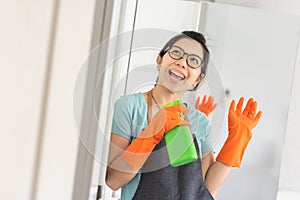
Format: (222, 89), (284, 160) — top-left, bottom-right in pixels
(169, 69), (186, 81)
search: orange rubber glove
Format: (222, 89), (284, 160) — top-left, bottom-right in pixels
(196, 95), (217, 117)
(122, 105), (190, 170)
(216, 97), (262, 167)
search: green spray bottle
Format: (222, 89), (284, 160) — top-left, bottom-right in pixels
(162, 100), (198, 167)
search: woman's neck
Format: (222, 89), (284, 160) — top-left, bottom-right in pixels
(152, 84), (184, 107)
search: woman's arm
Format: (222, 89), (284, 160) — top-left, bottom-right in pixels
(106, 105), (190, 190)
(202, 153), (231, 196)
(105, 133), (138, 190)
(202, 152), (231, 196)
(199, 97), (262, 196)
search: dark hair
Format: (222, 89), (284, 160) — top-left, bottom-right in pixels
(158, 31), (210, 91)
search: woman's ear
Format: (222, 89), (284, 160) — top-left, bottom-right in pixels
(156, 55), (162, 64)
(193, 74), (205, 87)
(156, 55), (162, 70)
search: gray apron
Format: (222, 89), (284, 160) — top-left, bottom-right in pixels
(132, 90), (214, 200)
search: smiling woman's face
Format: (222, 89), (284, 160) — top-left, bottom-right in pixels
(156, 38), (204, 93)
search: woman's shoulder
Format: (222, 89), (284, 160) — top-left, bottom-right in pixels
(114, 92), (146, 108)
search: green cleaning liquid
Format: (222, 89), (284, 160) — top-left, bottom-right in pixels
(163, 100), (198, 167)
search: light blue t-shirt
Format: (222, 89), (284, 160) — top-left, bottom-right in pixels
(111, 92), (214, 200)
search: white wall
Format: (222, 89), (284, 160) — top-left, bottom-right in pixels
(14, 0), (54, 199)
(200, 2), (300, 199)
(216, 0), (300, 14)
(128, 0), (202, 93)
(215, 0), (300, 199)
(4, 1), (96, 200)
(34, 0), (96, 199)
(1, 1), (20, 200)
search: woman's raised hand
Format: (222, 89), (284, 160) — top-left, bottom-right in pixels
(195, 95), (217, 116)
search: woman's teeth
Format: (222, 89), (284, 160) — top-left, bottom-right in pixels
(169, 69), (185, 80)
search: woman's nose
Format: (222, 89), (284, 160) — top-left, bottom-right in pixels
(176, 56), (188, 69)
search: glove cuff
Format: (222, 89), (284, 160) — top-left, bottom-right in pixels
(121, 134), (159, 170)
(216, 126), (252, 167)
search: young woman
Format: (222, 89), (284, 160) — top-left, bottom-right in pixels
(105, 31), (262, 200)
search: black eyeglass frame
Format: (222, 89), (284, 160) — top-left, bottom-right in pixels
(166, 45), (204, 69)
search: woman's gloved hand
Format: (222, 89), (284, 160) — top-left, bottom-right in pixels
(142, 105), (190, 143)
(228, 97), (262, 130)
(216, 97), (262, 167)
(195, 95), (217, 117)
(122, 105), (190, 170)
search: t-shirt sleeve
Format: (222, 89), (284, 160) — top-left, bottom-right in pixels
(199, 117), (214, 153)
(189, 109), (214, 154)
(111, 96), (132, 141)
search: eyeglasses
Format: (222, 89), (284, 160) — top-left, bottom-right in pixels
(167, 45), (204, 69)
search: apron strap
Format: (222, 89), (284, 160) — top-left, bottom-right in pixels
(147, 89), (153, 124)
